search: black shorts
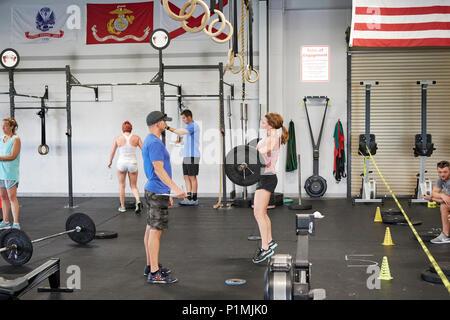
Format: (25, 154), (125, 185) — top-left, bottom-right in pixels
(145, 190), (169, 230)
(256, 174), (278, 193)
(182, 157), (200, 176)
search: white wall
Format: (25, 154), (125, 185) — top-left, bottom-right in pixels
(0, 0), (259, 197)
(269, 3), (351, 197)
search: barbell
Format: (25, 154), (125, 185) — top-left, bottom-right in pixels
(224, 144), (265, 187)
(0, 212), (96, 266)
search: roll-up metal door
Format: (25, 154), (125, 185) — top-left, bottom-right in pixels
(351, 50), (450, 197)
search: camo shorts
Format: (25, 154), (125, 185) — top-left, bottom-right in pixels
(145, 190), (169, 230)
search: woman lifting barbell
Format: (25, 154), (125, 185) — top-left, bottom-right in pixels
(108, 121), (143, 214)
(252, 113), (289, 264)
(0, 118), (21, 230)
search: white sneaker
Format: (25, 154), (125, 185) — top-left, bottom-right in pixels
(430, 232), (450, 244)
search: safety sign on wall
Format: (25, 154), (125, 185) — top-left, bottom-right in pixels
(301, 46), (329, 82)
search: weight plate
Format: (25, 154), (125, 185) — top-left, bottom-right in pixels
(304, 175), (327, 198)
(225, 279), (246, 285)
(414, 229), (441, 242)
(124, 201), (136, 210)
(247, 138), (261, 148)
(65, 213), (96, 244)
(225, 145), (264, 187)
(428, 263), (450, 276)
(421, 269), (444, 284)
(0, 229), (33, 266)
(383, 215), (422, 226)
(95, 230), (118, 240)
(381, 209), (402, 216)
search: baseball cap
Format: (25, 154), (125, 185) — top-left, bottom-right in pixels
(146, 111), (172, 126)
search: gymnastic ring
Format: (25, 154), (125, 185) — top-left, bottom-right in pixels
(180, 0), (210, 33)
(230, 53), (244, 74)
(163, 0), (197, 21)
(203, 10), (226, 37)
(223, 49), (235, 75)
(245, 65), (259, 83)
(38, 144), (49, 155)
(211, 19), (233, 44)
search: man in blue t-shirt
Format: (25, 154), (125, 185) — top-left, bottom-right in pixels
(142, 111), (186, 284)
(167, 109), (200, 206)
(424, 160), (450, 244)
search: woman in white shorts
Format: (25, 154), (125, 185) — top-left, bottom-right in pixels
(108, 121), (143, 213)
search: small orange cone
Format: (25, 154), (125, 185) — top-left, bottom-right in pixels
(374, 206), (382, 222)
(378, 256), (393, 280)
(382, 227), (394, 246)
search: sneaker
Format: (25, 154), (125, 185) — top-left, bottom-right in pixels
(118, 206), (126, 213)
(11, 223), (20, 230)
(179, 198), (192, 206)
(430, 232), (450, 244)
(252, 248), (274, 264)
(268, 240), (278, 250)
(190, 199), (199, 206)
(144, 264), (171, 277)
(147, 270), (178, 284)
(0, 221), (11, 230)
(135, 201), (143, 214)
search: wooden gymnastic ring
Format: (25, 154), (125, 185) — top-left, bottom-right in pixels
(38, 144), (49, 155)
(211, 19), (233, 44)
(245, 65), (259, 83)
(180, 0), (210, 33)
(224, 49), (235, 75)
(229, 53), (244, 74)
(203, 10), (226, 37)
(163, 0), (197, 21)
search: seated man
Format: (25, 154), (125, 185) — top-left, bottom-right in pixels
(423, 161), (450, 244)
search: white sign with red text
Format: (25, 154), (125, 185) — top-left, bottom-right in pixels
(301, 46), (329, 82)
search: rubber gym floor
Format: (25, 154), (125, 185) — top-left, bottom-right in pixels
(0, 197), (449, 300)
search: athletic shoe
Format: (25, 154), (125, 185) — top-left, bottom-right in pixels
(252, 248), (274, 264)
(430, 232), (450, 244)
(144, 264), (171, 277)
(118, 206), (126, 213)
(135, 201), (143, 214)
(190, 199), (199, 206)
(0, 221), (11, 230)
(11, 223), (20, 230)
(268, 240), (278, 250)
(147, 270), (178, 284)
(178, 198), (190, 205)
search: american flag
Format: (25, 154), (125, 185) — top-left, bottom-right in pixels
(350, 0), (450, 47)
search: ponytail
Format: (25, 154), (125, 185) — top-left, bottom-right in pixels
(281, 125), (289, 145)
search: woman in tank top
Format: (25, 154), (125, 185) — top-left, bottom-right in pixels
(0, 118), (22, 230)
(108, 121), (143, 213)
(252, 113), (289, 264)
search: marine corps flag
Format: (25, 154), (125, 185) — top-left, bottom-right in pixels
(86, 1), (154, 44)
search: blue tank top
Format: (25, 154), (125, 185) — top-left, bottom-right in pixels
(0, 135), (20, 181)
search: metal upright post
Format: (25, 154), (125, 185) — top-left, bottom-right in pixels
(65, 65), (74, 208)
(8, 70), (15, 118)
(219, 63), (227, 202)
(159, 50), (166, 145)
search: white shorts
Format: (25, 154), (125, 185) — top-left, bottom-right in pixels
(117, 161), (138, 173)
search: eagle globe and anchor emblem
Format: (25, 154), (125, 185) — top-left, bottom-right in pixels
(107, 6), (135, 35)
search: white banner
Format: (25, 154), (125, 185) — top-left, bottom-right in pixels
(159, 0), (230, 41)
(12, 5), (76, 44)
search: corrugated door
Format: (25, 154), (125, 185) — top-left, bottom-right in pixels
(351, 50), (450, 196)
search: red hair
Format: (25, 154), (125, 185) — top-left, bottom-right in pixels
(122, 121), (132, 133)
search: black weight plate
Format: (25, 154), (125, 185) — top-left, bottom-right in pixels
(383, 215), (422, 226)
(414, 229), (441, 242)
(421, 269), (444, 284)
(247, 138), (261, 148)
(381, 209), (402, 216)
(0, 229), (33, 266)
(225, 145), (264, 187)
(124, 201), (135, 210)
(66, 213), (96, 244)
(429, 263), (450, 276)
(304, 175), (327, 198)
(271, 192), (284, 206)
(95, 230), (118, 239)
(234, 198), (252, 208)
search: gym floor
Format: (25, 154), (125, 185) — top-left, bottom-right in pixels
(1, 197), (449, 300)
